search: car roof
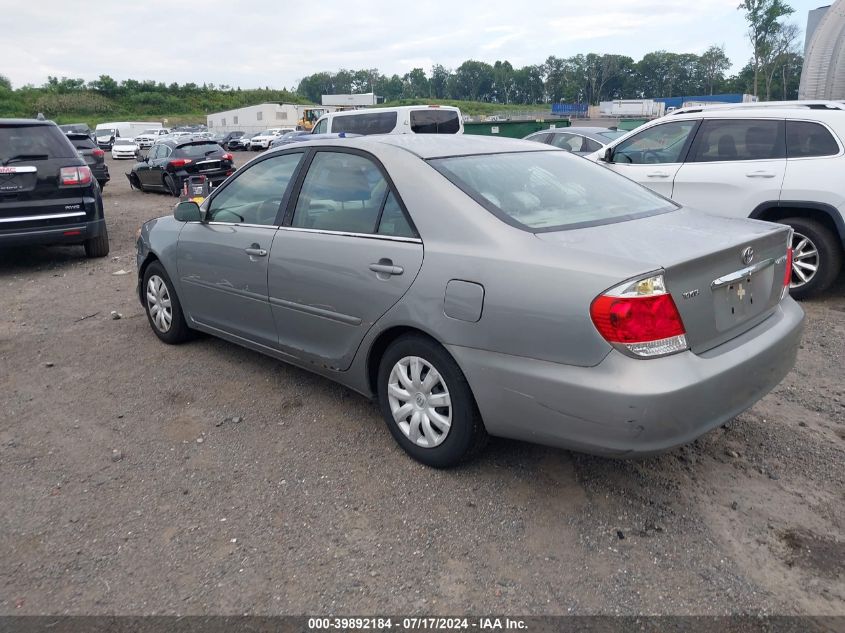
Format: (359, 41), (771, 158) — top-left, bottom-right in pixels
(281, 134), (551, 159)
(666, 107), (845, 122)
(546, 126), (618, 134)
(0, 118), (55, 126)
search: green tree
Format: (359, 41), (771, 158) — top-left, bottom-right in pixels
(738, 0), (794, 97)
(430, 65), (450, 99)
(492, 60), (515, 104)
(452, 60), (495, 101)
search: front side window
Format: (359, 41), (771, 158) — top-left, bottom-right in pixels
(207, 152), (303, 225)
(786, 121), (840, 158)
(611, 121), (698, 164)
(409, 110), (460, 134)
(432, 150), (676, 231)
(550, 133), (585, 152)
(689, 119), (785, 162)
(291, 152), (391, 234)
(331, 112), (398, 135)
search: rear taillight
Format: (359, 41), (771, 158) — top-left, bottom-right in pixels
(92, 149), (105, 158)
(168, 158), (193, 169)
(222, 153), (233, 161)
(60, 166), (93, 187)
(783, 248), (793, 288)
(590, 273), (688, 358)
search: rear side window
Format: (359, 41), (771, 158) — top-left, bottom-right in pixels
(0, 124), (77, 162)
(688, 119), (785, 162)
(786, 121), (840, 158)
(409, 110), (460, 134)
(331, 112), (398, 135)
(432, 150), (676, 231)
(527, 133), (550, 144)
(176, 143), (222, 157)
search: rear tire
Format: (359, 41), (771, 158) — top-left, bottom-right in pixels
(142, 261), (191, 344)
(84, 225), (110, 258)
(782, 217), (842, 300)
(129, 173), (142, 191)
(377, 334), (488, 468)
(163, 174), (180, 197)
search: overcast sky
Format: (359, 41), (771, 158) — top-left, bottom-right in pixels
(0, 0), (823, 89)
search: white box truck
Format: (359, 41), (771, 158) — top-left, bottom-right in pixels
(599, 100), (665, 117)
(94, 122), (162, 149)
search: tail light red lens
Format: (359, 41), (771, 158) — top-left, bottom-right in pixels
(168, 158), (193, 169)
(222, 153), (233, 161)
(92, 149), (105, 158)
(60, 166), (93, 186)
(590, 274), (688, 358)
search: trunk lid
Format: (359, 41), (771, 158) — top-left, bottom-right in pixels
(537, 209), (791, 353)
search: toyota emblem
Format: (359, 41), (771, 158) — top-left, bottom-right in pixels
(741, 247), (754, 265)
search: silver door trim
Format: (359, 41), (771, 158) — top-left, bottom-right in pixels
(268, 296), (362, 326)
(0, 211), (86, 224)
(276, 226), (422, 244)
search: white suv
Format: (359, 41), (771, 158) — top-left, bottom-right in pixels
(590, 103), (845, 298)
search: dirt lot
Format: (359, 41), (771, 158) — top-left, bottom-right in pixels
(0, 153), (843, 616)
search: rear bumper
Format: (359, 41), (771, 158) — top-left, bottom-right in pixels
(448, 298), (804, 457)
(0, 217), (106, 247)
(173, 168), (233, 187)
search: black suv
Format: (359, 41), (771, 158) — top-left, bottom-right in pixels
(127, 138), (235, 195)
(0, 119), (109, 257)
(66, 132), (110, 189)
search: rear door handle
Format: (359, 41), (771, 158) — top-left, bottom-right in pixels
(746, 171), (776, 178)
(369, 262), (404, 276)
(244, 245), (267, 257)
(646, 172), (670, 178)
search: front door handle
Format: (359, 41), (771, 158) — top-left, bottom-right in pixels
(369, 262), (404, 276)
(646, 172), (670, 178)
(746, 171), (776, 178)
(244, 245), (267, 257)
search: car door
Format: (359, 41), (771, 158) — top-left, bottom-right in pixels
(136, 144), (158, 186)
(268, 149), (423, 371)
(671, 118), (786, 218)
(603, 119), (700, 198)
(175, 151), (305, 347)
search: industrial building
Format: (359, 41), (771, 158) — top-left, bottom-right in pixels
(206, 103), (336, 133)
(799, 0), (845, 99)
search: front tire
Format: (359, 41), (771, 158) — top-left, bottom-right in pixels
(84, 225), (110, 258)
(782, 217), (842, 300)
(142, 261), (191, 344)
(377, 334), (487, 468)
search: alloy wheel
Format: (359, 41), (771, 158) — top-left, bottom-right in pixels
(790, 231), (819, 289)
(387, 356), (452, 448)
(146, 275), (173, 332)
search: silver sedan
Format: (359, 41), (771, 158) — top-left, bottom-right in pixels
(136, 136), (804, 467)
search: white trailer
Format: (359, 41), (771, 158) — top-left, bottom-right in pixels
(599, 99), (665, 117)
(321, 93), (381, 107)
(206, 103), (337, 133)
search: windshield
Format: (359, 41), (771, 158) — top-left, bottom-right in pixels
(96, 129), (116, 136)
(430, 150), (676, 231)
(598, 130), (626, 140)
(0, 124), (76, 162)
(114, 139), (135, 146)
(141, 129), (159, 135)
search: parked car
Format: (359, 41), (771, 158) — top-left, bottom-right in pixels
(127, 138), (235, 195)
(525, 127), (626, 155)
(135, 128), (170, 149)
(59, 123), (93, 138)
(269, 130), (316, 148)
(135, 136), (802, 467)
(228, 133), (254, 151)
(588, 102), (845, 298)
(94, 126), (118, 150)
(111, 138), (140, 160)
(66, 132), (110, 189)
(1, 118), (109, 256)
(213, 131), (245, 150)
(311, 105), (463, 136)
(249, 128), (293, 151)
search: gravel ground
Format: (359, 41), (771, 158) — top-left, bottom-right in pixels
(0, 153), (843, 616)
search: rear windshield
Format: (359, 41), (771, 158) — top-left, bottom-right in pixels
(70, 136), (97, 150)
(176, 143), (222, 157)
(410, 109), (461, 134)
(0, 124), (77, 162)
(60, 124), (90, 134)
(332, 112), (398, 135)
(431, 150), (676, 231)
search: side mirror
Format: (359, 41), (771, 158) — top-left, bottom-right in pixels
(174, 200), (202, 223)
(603, 147), (614, 163)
